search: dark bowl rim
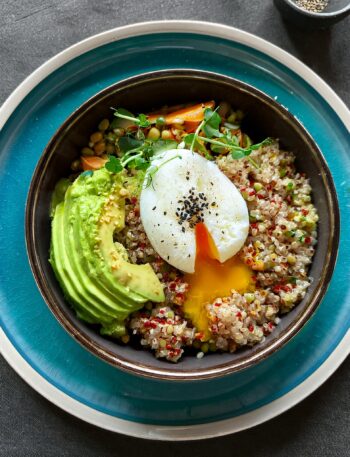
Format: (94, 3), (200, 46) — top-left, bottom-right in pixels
(25, 69), (340, 381)
(282, 0), (350, 17)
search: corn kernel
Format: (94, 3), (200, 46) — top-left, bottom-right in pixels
(254, 260), (265, 271)
(287, 254), (296, 265)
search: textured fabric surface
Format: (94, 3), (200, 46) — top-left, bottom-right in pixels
(0, 1), (349, 455)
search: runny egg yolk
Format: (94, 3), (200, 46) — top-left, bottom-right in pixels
(183, 223), (253, 340)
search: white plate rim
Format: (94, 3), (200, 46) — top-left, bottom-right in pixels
(2, 327), (349, 440)
(0, 20), (349, 440)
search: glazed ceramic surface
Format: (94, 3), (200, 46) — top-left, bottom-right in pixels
(26, 70), (339, 380)
(0, 22), (349, 439)
(274, 0), (350, 28)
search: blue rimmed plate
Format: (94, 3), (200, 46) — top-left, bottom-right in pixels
(0, 21), (349, 440)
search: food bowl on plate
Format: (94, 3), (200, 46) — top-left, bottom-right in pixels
(25, 70), (339, 380)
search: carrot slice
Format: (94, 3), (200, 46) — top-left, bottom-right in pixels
(148, 101), (215, 124)
(81, 156), (107, 171)
(184, 121), (201, 133)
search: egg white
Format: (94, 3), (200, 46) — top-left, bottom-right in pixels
(140, 149), (249, 273)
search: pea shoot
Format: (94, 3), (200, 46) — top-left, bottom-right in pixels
(105, 104), (273, 184)
(112, 108), (151, 128)
(183, 107), (273, 168)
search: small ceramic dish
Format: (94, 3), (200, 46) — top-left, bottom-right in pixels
(25, 69), (339, 381)
(274, 0), (350, 28)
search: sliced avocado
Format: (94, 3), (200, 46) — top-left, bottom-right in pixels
(97, 186), (165, 302)
(50, 178), (70, 217)
(70, 169), (164, 303)
(63, 186), (133, 320)
(50, 167), (164, 336)
(50, 202), (106, 324)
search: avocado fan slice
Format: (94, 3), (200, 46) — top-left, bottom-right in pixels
(50, 168), (165, 337)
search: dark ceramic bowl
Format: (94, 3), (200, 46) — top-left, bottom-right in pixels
(274, 0), (350, 28)
(26, 70), (339, 381)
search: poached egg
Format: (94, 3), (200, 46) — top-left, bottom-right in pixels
(140, 149), (252, 338)
(140, 149), (249, 273)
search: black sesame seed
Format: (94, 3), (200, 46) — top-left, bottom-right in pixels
(152, 206), (156, 210)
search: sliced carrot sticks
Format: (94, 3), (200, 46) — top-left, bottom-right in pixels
(81, 156), (107, 171)
(147, 101), (215, 125)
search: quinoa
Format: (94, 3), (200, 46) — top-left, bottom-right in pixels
(217, 141), (317, 314)
(79, 108), (318, 363)
(126, 141), (318, 360)
(114, 195), (190, 308)
(129, 306), (195, 362)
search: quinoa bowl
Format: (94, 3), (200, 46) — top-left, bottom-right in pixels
(25, 70), (339, 380)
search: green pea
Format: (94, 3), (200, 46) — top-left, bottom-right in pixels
(156, 116), (166, 127)
(147, 127), (160, 140)
(227, 113), (237, 123)
(201, 343), (209, 353)
(193, 340), (201, 349)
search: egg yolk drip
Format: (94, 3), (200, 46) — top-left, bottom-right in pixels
(183, 223), (253, 340)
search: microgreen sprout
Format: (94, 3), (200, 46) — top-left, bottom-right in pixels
(104, 115), (178, 186)
(105, 156), (123, 173)
(143, 154), (182, 189)
(106, 106), (273, 184)
(184, 107), (273, 168)
(113, 109), (151, 128)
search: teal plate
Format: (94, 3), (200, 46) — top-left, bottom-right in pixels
(0, 22), (349, 438)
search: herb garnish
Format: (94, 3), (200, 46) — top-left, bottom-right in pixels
(183, 107), (273, 168)
(112, 109), (151, 128)
(105, 105), (273, 184)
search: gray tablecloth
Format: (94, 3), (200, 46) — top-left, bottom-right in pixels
(1, 1), (349, 455)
